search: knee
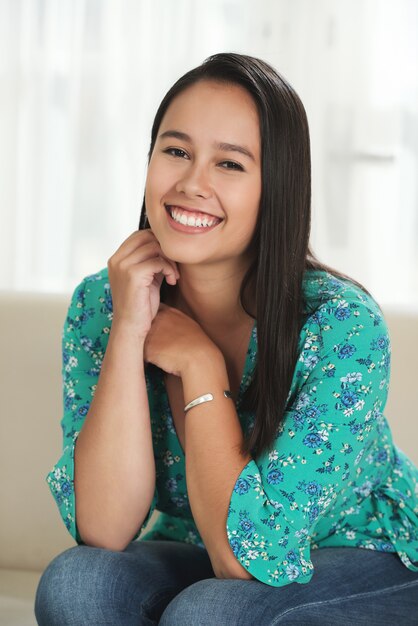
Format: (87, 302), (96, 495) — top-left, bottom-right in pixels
(159, 579), (225, 626)
(34, 545), (125, 625)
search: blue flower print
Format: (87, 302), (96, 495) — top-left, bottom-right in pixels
(64, 395), (72, 410)
(171, 495), (188, 508)
(356, 355), (373, 369)
(371, 335), (389, 351)
(234, 478), (251, 495)
(308, 505), (320, 523)
(303, 433), (322, 448)
(267, 469), (284, 485)
(77, 404), (90, 418)
(295, 393), (310, 410)
(79, 310), (93, 325)
(382, 352), (390, 372)
(262, 512), (281, 530)
(349, 420), (362, 434)
(166, 478), (178, 493)
(61, 480), (73, 498)
(305, 481), (323, 496)
(375, 449), (389, 463)
(353, 480), (373, 498)
(310, 311), (327, 325)
(76, 288), (85, 305)
(292, 413), (305, 431)
(340, 372), (362, 384)
(286, 549), (299, 563)
(229, 536), (242, 558)
(103, 284), (113, 312)
(341, 390), (359, 407)
(80, 336), (93, 352)
(285, 564), (300, 580)
(238, 511), (256, 537)
(338, 344), (356, 359)
(305, 406), (321, 419)
(335, 306), (351, 321)
(305, 355), (320, 369)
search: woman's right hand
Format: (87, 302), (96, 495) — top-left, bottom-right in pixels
(107, 229), (180, 340)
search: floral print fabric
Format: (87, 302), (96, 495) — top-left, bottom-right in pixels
(46, 267), (418, 588)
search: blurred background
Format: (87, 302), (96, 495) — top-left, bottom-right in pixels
(1, 0), (417, 308)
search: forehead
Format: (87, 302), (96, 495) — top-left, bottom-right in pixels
(159, 80), (260, 153)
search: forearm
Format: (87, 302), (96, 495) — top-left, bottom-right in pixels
(74, 322), (156, 551)
(181, 350), (253, 578)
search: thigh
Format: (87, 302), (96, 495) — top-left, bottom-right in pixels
(159, 547), (418, 626)
(35, 539), (215, 626)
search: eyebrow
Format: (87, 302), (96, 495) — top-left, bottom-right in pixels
(158, 129), (256, 162)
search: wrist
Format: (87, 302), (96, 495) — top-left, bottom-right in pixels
(180, 349), (230, 411)
(110, 319), (147, 346)
(108, 322), (147, 369)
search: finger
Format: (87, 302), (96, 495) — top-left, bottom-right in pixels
(141, 256), (179, 285)
(110, 232), (179, 278)
(110, 229), (157, 260)
(117, 241), (180, 278)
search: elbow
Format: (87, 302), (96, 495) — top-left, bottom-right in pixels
(98, 540), (129, 552)
(228, 560), (254, 580)
(77, 522), (131, 552)
(77, 532), (129, 552)
(214, 555), (254, 581)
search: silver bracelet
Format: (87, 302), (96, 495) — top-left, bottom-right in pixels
(183, 390), (233, 414)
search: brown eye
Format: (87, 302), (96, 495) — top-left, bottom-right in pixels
(163, 148), (189, 159)
(220, 161), (244, 171)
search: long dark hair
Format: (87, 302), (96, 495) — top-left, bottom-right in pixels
(138, 52), (372, 460)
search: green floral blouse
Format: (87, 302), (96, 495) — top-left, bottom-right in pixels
(46, 267), (418, 587)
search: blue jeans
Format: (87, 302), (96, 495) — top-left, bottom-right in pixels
(35, 540), (418, 625)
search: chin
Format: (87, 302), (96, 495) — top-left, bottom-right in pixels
(157, 239), (203, 265)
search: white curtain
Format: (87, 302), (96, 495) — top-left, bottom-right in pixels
(1, 0), (417, 309)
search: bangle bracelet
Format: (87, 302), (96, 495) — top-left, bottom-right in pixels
(183, 390), (233, 414)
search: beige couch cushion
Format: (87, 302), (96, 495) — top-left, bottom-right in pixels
(0, 291), (416, 573)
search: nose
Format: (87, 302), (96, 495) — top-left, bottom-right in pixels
(175, 162), (212, 199)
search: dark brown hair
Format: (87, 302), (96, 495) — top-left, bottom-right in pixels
(138, 52), (372, 459)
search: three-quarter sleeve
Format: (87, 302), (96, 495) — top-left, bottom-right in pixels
(226, 290), (391, 586)
(46, 275), (158, 544)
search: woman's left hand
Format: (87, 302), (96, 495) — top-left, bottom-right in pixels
(143, 303), (218, 377)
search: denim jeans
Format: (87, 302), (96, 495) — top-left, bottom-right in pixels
(35, 540), (418, 625)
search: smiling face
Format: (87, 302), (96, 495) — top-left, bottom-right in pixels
(144, 79), (262, 267)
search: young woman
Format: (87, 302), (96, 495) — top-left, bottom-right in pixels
(35, 52), (418, 625)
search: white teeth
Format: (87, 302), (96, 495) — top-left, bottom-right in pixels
(169, 207), (218, 228)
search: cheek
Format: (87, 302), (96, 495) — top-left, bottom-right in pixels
(228, 189), (260, 244)
(145, 166), (166, 209)
(234, 183), (260, 222)
(145, 162), (160, 193)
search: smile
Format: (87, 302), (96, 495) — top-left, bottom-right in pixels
(165, 205), (223, 234)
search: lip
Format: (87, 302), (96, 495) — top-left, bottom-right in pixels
(165, 206), (222, 234)
(165, 204), (223, 220)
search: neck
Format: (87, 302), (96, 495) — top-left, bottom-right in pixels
(164, 260), (256, 333)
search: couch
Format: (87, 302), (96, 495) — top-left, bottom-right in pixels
(0, 290), (417, 625)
